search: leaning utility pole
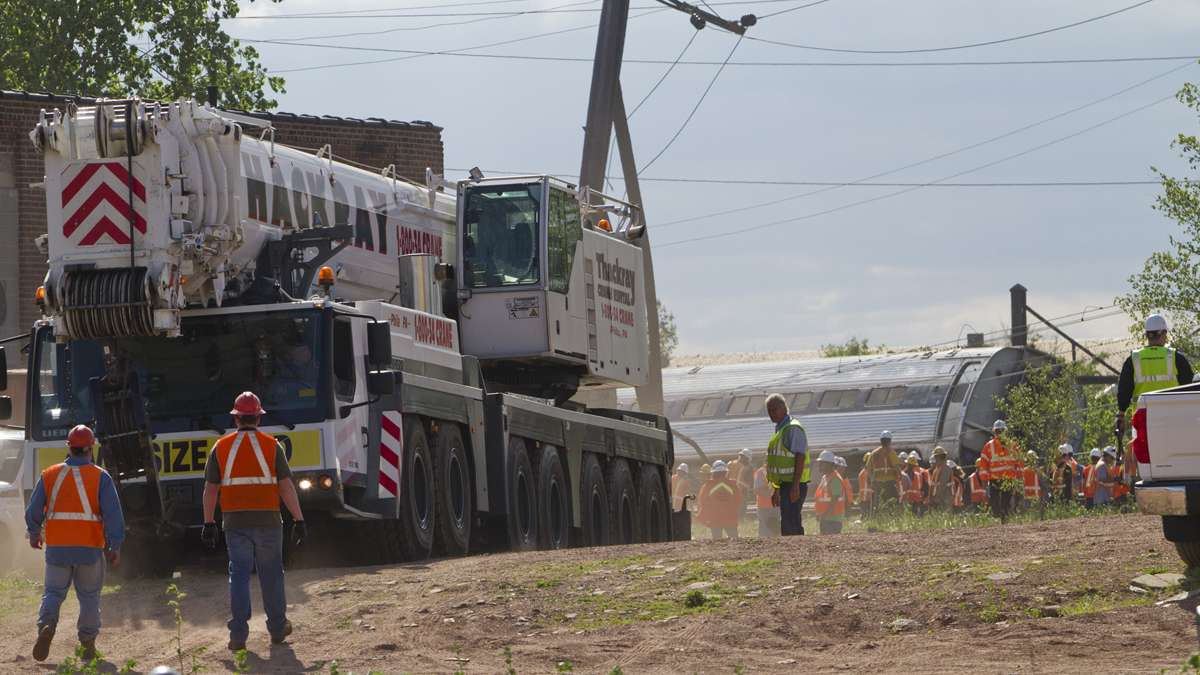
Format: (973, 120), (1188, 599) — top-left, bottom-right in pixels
(577, 0), (753, 415)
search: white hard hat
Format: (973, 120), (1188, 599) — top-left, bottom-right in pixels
(1058, 443), (1074, 455)
(909, 451), (922, 463)
(818, 450), (837, 464)
(739, 448), (751, 458)
(1103, 446), (1118, 458)
(1090, 448), (1102, 459)
(711, 460), (729, 473)
(880, 430), (893, 441)
(992, 419), (1007, 432)
(1145, 313), (1169, 332)
(898, 451), (909, 461)
(677, 463), (689, 473)
(834, 455), (847, 468)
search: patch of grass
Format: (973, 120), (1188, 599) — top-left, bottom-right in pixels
(683, 590), (707, 608)
(0, 573), (40, 620)
(721, 558), (780, 576)
(1142, 565), (1173, 576)
(851, 502), (1127, 534)
(570, 582), (733, 630)
(1060, 591), (1155, 617)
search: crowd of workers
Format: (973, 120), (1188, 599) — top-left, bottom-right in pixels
(674, 419), (1135, 541)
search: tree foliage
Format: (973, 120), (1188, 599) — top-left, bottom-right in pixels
(820, 336), (880, 358)
(1117, 81), (1200, 356)
(0, 0), (284, 110)
(995, 362), (1115, 466)
(657, 300), (678, 368)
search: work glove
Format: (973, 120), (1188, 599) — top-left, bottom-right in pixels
(201, 522), (219, 550)
(292, 520), (307, 548)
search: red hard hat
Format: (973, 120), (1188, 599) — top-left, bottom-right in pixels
(68, 424), (96, 449)
(230, 391), (266, 416)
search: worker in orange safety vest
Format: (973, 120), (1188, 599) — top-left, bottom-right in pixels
(202, 391), (306, 652)
(697, 460), (743, 539)
(24, 425), (125, 663)
(1083, 448), (1101, 508)
(814, 451), (853, 534)
(968, 469), (988, 510)
(977, 419), (1023, 522)
(671, 463), (695, 511)
(927, 447), (954, 511)
(753, 460), (779, 538)
(948, 461), (966, 510)
(1022, 451), (1042, 505)
(900, 454), (926, 516)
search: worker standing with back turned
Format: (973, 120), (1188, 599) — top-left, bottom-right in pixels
(1116, 313), (1193, 479)
(864, 431), (901, 513)
(25, 425), (124, 663)
(765, 393), (811, 536)
(202, 391), (307, 652)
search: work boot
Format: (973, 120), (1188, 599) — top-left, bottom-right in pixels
(269, 620), (293, 645)
(228, 638), (247, 652)
(79, 638), (97, 662)
(32, 625), (55, 662)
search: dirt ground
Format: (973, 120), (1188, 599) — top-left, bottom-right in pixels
(0, 513), (1196, 674)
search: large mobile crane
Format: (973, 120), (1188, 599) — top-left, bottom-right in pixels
(6, 97), (677, 572)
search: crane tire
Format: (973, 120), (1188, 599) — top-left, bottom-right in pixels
(536, 445), (571, 550)
(1176, 541), (1200, 568)
(506, 437), (538, 552)
(607, 458), (640, 546)
(435, 423), (473, 556)
(395, 416), (436, 561)
(637, 464), (670, 543)
(579, 454), (610, 547)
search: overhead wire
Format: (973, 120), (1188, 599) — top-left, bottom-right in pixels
(756, 0), (838, 20)
(638, 34), (744, 175)
(228, 0), (816, 19)
(657, 89), (1180, 249)
(650, 59), (1194, 228)
(744, 0), (1158, 55)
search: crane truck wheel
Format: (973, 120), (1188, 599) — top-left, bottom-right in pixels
(536, 445), (571, 550)
(607, 458), (640, 546)
(636, 465), (670, 543)
(579, 454), (610, 547)
(396, 416), (437, 560)
(506, 437), (539, 551)
(435, 423), (473, 556)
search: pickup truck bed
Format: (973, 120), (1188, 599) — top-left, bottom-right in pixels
(1132, 382), (1200, 565)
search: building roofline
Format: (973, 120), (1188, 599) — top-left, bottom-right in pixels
(0, 89), (442, 131)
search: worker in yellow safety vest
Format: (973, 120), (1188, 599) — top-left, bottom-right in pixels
(24, 425), (124, 663)
(765, 393), (811, 536)
(1117, 314), (1194, 467)
(864, 430), (901, 513)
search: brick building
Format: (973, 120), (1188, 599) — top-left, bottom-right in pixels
(0, 90), (445, 336)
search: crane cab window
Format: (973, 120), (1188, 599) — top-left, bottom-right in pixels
(682, 397), (721, 418)
(462, 184), (542, 288)
(547, 188), (581, 293)
(818, 389), (859, 410)
(332, 317), (356, 401)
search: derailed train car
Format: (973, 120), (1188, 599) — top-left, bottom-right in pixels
(619, 346), (1050, 472)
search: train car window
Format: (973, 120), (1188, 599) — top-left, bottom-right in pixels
(818, 390), (859, 410)
(887, 386), (907, 404)
(867, 386), (908, 407)
(727, 395), (761, 416)
(788, 392), (813, 411)
(682, 397), (722, 418)
(948, 383), (968, 404)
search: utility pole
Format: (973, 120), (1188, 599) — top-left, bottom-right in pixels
(577, 0), (753, 415)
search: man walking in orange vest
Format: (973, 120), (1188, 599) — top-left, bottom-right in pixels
(25, 425), (124, 663)
(697, 460), (743, 539)
(977, 419), (1023, 522)
(202, 392), (306, 652)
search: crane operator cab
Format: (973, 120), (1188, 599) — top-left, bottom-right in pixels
(455, 175), (648, 401)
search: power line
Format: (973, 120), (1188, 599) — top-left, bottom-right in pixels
(228, 0), (804, 19)
(638, 35), (744, 174)
(445, 169), (1170, 187)
(264, 0), (599, 43)
(650, 60), (1194, 228)
(656, 90), (1179, 249)
(758, 0), (838, 20)
(745, 0), (1158, 55)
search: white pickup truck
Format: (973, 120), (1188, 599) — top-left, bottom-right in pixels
(1132, 383), (1200, 566)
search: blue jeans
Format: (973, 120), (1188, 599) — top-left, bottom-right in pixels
(226, 527), (288, 642)
(779, 482), (807, 536)
(39, 558), (105, 640)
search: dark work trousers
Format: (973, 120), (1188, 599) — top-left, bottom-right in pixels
(779, 481), (808, 536)
(988, 483), (1019, 522)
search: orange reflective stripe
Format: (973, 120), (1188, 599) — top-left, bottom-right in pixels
(1023, 468), (1040, 499)
(215, 430), (281, 512)
(969, 473), (987, 503)
(42, 463), (105, 549)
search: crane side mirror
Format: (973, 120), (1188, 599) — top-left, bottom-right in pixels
(367, 322), (392, 369)
(367, 370), (396, 397)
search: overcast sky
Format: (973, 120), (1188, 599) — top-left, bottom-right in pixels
(228, 0), (1199, 353)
